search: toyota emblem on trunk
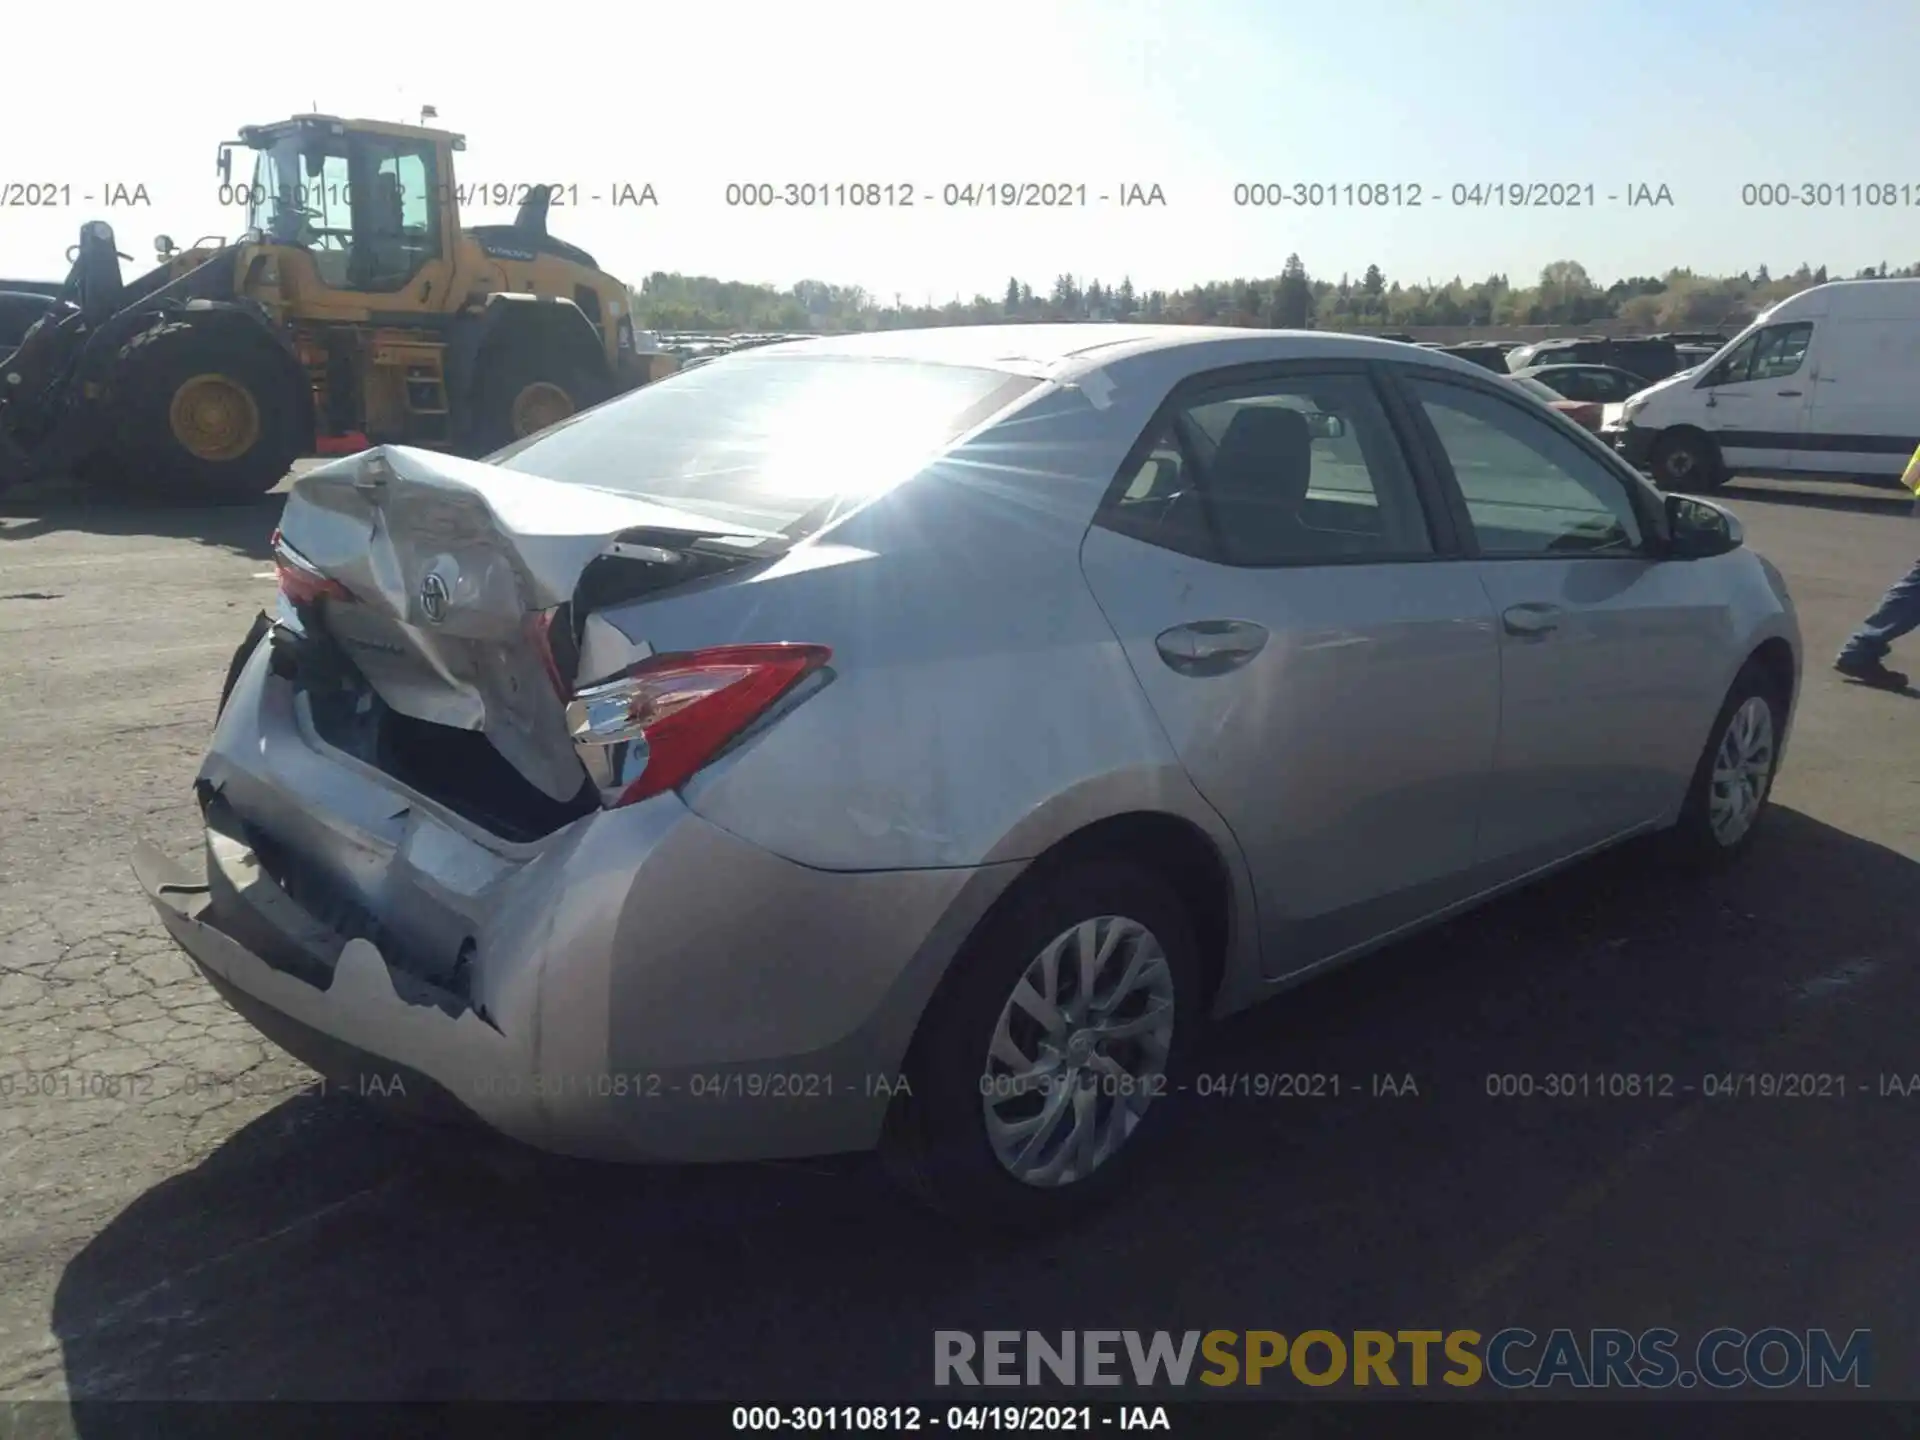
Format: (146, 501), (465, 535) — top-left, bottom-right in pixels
(419, 573), (450, 623)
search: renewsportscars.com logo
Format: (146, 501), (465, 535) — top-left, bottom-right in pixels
(934, 1328), (1872, 1390)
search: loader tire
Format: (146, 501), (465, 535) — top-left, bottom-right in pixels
(472, 347), (603, 455)
(108, 319), (302, 505)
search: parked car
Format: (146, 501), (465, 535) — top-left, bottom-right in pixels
(1605, 279), (1920, 491)
(1508, 336), (1682, 382)
(1434, 342), (1517, 374)
(135, 325), (1801, 1230)
(1512, 363), (1651, 405)
(1647, 331), (1732, 347)
(1506, 372), (1604, 432)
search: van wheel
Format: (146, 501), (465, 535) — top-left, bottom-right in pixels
(880, 859), (1204, 1234)
(1650, 430), (1724, 492)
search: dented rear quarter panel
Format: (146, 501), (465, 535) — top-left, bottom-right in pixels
(602, 380), (1203, 868)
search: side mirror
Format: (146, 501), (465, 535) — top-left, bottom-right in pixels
(1308, 412), (1347, 440)
(1665, 493), (1743, 558)
(154, 234), (176, 260)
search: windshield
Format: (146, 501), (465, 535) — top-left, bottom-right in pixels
(493, 355), (1042, 535)
(246, 136), (354, 283)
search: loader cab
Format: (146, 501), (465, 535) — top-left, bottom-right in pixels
(224, 116), (459, 304)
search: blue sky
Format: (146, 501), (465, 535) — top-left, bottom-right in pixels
(5, 0), (1915, 299)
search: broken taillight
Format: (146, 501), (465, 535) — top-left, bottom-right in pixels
(565, 643), (832, 807)
(270, 529), (354, 607)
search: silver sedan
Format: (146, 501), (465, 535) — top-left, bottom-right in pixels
(134, 325), (1801, 1230)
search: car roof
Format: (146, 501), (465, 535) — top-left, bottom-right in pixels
(1517, 363), (1638, 375)
(1524, 336), (1668, 349)
(735, 324), (1499, 384)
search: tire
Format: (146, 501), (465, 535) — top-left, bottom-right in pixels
(1649, 428), (1725, 493)
(106, 318), (302, 505)
(880, 858), (1206, 1234)
(472, 346), (604, 454)
(1664, 660), (1787, 867)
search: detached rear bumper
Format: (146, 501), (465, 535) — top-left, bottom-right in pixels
(133, 803), (999, 1164)
(133, 834), (543, 1141)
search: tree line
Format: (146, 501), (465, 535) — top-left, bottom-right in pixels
(631, 256), (1920, 335)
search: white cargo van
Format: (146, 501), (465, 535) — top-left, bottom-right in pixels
(1603, 278), (1920, 490)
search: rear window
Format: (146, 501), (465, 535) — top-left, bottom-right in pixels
(492, 355), (1040, 535)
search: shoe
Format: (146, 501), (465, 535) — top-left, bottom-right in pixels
(1834, 655), (1910, 691)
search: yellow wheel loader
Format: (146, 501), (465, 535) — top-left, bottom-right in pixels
(0, 114), (673, 503)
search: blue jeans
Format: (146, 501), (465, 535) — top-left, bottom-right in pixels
(1839, 545), (1920, 664)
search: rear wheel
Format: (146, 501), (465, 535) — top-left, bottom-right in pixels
(106, 319), (301, 504)
(472, 347), (603, 454)
(881, 859), (1204, 1233)
(1649, 428), (1725, 492)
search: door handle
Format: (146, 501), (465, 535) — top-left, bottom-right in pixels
(1501, 603), (1562, 638)
(1154, 620), (1269, 675)
(1776, 389), (1803, 397)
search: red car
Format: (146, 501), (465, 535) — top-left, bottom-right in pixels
(1507, 373), (1602, 432)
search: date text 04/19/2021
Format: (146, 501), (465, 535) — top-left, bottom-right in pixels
(465, 1071), (913, 1102)
(730, 1406), (1171, 1432)
(1228, 181), (1675, 208)
(1482, 1072), (1920, 1099)
(721, 182), (1168, 208)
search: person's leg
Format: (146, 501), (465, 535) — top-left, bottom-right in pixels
(1836, 552), (1920, 685)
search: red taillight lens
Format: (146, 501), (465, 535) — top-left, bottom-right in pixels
(567, 643), (832, 807)
(270, 528), (354, 607)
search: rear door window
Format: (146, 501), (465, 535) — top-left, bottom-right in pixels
(1106, 371), (1434, 564)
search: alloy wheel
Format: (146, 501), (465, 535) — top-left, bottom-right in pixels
(979, 915), (1176, 1187)
(1709, 694), (1776, 846)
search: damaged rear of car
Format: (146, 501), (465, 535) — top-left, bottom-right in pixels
(135, 351), (1061, 1166)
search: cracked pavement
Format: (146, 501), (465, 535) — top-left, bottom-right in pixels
(1, 472), (1918, 1415)
(0, 487), (315, 1402)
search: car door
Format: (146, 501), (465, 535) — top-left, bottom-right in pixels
(1394, 371), (1731, 878)
(1078, 363), (1502, 978)
(1796, 318), (1920, 479)
(1690, 321), (1815, 474)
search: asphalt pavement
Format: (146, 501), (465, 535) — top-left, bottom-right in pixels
(1, 468), (1918, 1416)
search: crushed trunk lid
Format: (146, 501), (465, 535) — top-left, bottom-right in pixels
(276, 445), (783, 804)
